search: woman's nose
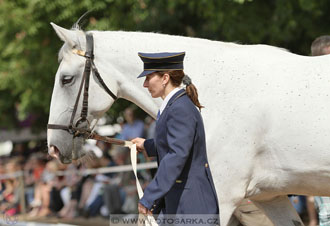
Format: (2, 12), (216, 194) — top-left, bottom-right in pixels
(143, 79), (148, 87)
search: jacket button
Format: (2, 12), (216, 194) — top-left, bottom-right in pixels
(205, 163), (208, 168)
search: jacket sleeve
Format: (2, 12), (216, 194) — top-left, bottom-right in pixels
(139, 104), (196, 209)
(144, 138), (157, 157)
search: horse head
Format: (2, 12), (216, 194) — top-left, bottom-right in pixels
(47, 23), (118, 164)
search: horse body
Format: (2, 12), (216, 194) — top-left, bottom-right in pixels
(48, 24), (330, 225)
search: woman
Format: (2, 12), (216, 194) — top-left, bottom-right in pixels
(132, 52), (219, 221)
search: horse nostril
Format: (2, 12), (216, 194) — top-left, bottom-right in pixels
(49, 145), (72, 164)
(49, 145), (60, 159)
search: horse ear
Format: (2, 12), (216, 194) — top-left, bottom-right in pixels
(50, 22), (79, 48)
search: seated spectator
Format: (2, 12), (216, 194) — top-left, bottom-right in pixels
(0, 158), (22, 216)
(58, 163), (82, 219)
(78, 157), (104, 217)
(23, 153), (43, 209)
(109, 146), (138, 214)
(101, 146), (126, 216)
(28, 159), (62, 218)
(48, 161), (66, 215)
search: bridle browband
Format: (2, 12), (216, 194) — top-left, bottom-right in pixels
(47, 33), (118, 142)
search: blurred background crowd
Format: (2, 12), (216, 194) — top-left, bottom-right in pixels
(0, 106), (156, 220)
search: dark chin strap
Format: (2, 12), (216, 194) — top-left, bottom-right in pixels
(47, 33), (117, 139)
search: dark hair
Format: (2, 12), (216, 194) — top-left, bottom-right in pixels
(311, 35), (330, 56)
(158, 70), (204, 111)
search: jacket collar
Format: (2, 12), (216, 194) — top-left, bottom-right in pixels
(157, 89), (186, 122)
(166, 88), (186, 108)
(159, 87), (182, 115)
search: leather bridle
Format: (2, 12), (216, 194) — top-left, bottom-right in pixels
(47, 33), (124, 152)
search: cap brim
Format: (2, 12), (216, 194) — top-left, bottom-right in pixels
(137, 70), (156, 78)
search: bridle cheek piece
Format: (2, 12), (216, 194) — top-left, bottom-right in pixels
(47, 33), (118, 142)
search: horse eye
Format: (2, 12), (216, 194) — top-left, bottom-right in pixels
(61, 75), (74, 85)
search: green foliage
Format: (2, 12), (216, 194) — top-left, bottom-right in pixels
(1, 0), (330, 131)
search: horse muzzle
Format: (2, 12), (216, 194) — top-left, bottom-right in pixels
(49, 145), (72, 164)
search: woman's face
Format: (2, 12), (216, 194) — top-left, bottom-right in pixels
(143, 72), (165, 98)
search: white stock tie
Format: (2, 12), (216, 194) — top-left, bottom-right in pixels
(156, 110), (160, 121)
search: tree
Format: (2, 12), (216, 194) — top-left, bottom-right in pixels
(1, 0), (330, 131)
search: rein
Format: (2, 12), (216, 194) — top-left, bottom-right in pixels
(47, 33), (122, 152)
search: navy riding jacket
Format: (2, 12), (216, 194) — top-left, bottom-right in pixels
(139, 89), (219, 215)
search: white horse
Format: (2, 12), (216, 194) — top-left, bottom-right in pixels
(47, 23), (330, 226)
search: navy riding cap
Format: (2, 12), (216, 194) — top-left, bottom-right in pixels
(137, 52), (185, 78)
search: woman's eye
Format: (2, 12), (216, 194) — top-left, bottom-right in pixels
(61, 76), (74, 85)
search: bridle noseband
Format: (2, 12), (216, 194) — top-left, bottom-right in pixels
(47, 33), (117, 140)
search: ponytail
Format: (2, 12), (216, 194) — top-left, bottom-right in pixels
(182, 74), (204, 111)
(159, 70), (204, 111)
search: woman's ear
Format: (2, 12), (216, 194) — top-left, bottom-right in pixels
(162, 73), (170, 85)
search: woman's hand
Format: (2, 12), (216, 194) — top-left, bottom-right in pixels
(131, 137), (146, 152)
(138, 202), (153, 216)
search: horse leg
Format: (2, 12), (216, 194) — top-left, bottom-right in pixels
(252, 196), (304, 226)
(219, 201), (240, 226)
(217, 189), (247, 226)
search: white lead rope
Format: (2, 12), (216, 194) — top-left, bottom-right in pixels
(125, 141), (159, 226)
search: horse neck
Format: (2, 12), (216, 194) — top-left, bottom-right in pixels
(91, 31), (235, 118)
(92, 31), (164, 118)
